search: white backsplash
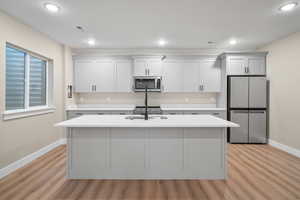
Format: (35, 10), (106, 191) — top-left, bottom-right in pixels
(73, 92), (217, 106)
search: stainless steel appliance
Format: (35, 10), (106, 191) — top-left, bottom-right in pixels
(228, 76), (268, 144)
(133, 76), (162, 92)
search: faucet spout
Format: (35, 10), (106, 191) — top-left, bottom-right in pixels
(144, 86), (148, 120)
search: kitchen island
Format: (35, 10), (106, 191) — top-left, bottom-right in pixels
(55, 115), (238, 180)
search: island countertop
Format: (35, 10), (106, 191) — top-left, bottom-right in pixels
(55, 114), (239, 128)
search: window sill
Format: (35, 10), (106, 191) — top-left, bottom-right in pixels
(2, 106), (56, 121)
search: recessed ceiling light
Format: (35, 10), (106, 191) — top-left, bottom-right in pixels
(158, 39), (167, 46)
(229, 39), (237, 45)
(44, 3), (60, 13)
(279, 2), (298, 11)
(87, 39), (96, 46)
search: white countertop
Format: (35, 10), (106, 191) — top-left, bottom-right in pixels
(66, 104), (135, 111)
(55, 114), (238, 128)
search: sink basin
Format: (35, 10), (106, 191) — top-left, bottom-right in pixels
(125, 116), (168, 120)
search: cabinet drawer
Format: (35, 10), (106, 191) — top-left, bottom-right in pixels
(162, 111), (184, 115)
(183, 111), (226, 119)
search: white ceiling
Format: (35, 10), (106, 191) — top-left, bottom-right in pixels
(0, 0), (300, 50)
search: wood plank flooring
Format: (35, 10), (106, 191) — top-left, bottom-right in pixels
(0, 144), (299, 200)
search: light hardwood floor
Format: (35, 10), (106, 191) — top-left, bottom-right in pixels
(0, 144), (299, 200)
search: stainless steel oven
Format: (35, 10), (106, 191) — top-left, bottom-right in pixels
(133, 76), (162, 92)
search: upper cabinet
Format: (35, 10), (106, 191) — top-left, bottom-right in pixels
(183, 61), (200, 92)
(162, 59), (221, 93)
(133, 58), (162, 76)
(163, 61), (184, 92)
(222, 52), (267, 75)
(199, 59), (221, 92)
(115, 60), (133, 92)
(74, 59), (132, 93)
(94, 61), (115, 92)
(74, 60), (103, 92)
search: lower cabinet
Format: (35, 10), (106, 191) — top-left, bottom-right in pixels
(66, 111), (133, 119)
(162, 110), (226, 119)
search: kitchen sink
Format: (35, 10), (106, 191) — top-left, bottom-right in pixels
(124, 116), (168, 120)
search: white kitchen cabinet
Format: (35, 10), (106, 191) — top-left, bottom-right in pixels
(199, 60), (221, 92)
(222, 52), (267, 75)
(183, 62), (199, 92)
(227, 57), (246, 75)
(183, 111), (226, 119)
(148, 60), (162, 76)
(133, 60), (148, 76)
(133, 59), (162, 76)
(74, 59), (133, 93)
(162, 61), (183, 92)
(115, 61), (133, 92)
(94, 61), (115, 92)
(248, 57), (266, 75)
(74, 61), (99, 92)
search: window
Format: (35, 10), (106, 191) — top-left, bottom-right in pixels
(4, 44), (54, 120)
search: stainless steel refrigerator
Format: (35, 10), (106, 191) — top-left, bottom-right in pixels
(228, 76), (268, 144)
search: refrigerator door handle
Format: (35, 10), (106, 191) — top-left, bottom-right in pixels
(249, 110), (266, 114)
(231, 110), (249, 114)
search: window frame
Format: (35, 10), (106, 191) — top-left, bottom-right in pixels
(3, 43), (55, 120)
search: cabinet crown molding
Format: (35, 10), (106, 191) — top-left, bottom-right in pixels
(219, 52), (268, 59)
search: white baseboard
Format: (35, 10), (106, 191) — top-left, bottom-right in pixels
(269, 140), (300, 158)
(0, 138), (66, 179)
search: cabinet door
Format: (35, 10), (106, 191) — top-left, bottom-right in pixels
(199, 60), (221, 92)
(162, 61), (183, 92)
(249, 111), (267, 143)
(183, 62), (199, 92)
(74, 61), (94, 92)
(227, 57), (247, 75)
(230, 110), (249, 143)
(148, 60), (162, 76)
(94, 61), (115, 92)
(133, 60), (147, 76)
(248, 57), (266, 75)
(116, 61), (133, 92)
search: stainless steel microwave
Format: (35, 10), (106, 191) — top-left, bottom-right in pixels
(133, 76), (162, 92)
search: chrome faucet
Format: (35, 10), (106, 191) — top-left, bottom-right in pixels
(144, 86), (149, 120)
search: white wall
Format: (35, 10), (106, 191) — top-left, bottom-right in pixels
(0, 11), (66, 168)
(259, 32), (300, 150)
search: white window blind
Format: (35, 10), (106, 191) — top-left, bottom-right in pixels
(5, 45), (48, 112)
(29, 56), (47, 107)
(5, 46), (26, 110)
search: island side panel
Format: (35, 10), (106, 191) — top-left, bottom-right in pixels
(68, 127), (109, 179)
(67, 127), (227, 179)
(183, 128), (226, 179)
(110, 128), (147, 178)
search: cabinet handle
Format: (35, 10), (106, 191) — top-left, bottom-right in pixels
(145, 68), (147, 75)
(212, 113), (219, 115)
(244, 67), (247, 73)
(199, 85), (204, 91)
